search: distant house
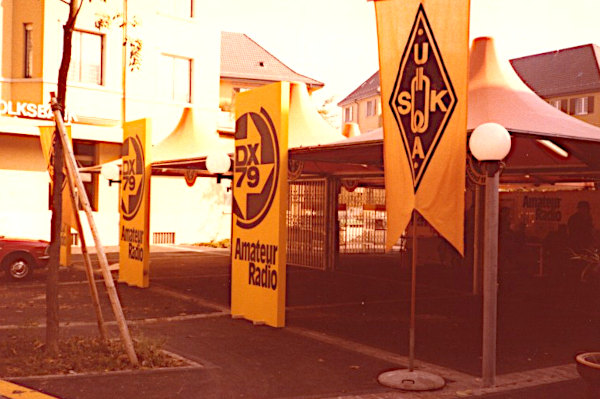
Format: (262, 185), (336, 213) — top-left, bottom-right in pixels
(218, 32), (324, 134)
(337, 71), (381, 134)
(340, 43), (600, 133)
(510, 44), (600, 128)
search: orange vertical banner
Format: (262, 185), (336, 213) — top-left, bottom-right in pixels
(231, 82), (289, 327)
(119, 118), (152, 288)
(40, 126), (75, 266)
(375, 0), (470, 253)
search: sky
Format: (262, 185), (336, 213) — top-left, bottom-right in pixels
(204, 0), (600, 106)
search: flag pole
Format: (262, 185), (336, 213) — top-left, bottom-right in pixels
(377, 211), (445, 391)
(409, 210), (417, 371)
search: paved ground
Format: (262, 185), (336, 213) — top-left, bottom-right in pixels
(0, 245), (597, 398)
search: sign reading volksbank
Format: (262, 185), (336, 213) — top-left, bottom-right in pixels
(119, 119), (151, 288)
(231, 82), (289, 328)
(1, 100), (77, 123)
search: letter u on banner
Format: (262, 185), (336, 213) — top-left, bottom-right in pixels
(375, 0), (470, 254)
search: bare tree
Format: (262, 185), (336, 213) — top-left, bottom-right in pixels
(47, 0), (141, 355)
(47, 0), (84, 356)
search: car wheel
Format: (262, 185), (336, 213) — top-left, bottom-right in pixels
(6, 258), (33, 280)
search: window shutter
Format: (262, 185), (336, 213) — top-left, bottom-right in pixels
(588, 96), (595, 113)
(569, 98), (576, 115)
(560, 99), (568, 113)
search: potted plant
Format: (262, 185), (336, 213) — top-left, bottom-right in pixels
(575, 352), (600, 397)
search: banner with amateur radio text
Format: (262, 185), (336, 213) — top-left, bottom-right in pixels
(231, 82), (289, 327)
(119, 118), (151, 288)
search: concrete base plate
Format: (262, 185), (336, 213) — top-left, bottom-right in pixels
(378, 369), (446, 391)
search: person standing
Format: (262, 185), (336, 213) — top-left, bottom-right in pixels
(567, 201), (595, 252)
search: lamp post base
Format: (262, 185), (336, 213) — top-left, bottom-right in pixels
(377, 369), (446, 391)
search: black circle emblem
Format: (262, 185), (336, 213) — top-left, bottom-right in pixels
(233, 108), (280, 229)
(120, 135), (145, 221)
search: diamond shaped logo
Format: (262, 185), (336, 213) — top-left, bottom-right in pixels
(389, 4), (457, 192)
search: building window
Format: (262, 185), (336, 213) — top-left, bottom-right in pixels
(344, 106), (353, 122)
(24, 23), (33, 78)
(550, 99), (568, 113)
(570, 96), (595, 116)
(74, 142), (98, 211)
(68, 30), (103, 85)
(366, 99), (376, 117)
(167, 0), (193, 18)
(160, 54), (192, 103)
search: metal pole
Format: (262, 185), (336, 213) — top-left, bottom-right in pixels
(472, 184), (483, 295)
(409, 211), (417, 372)
(122, 0), (127, 127)
(482, 163), (499, 387)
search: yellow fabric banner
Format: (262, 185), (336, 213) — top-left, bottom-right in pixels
(231, 82), (289, 327)
(119, 118), (152, 288)
(375, 0), (470, 254)
(39, 126), (75, 266)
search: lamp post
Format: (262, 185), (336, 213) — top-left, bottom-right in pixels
(469, 122), (511, 388)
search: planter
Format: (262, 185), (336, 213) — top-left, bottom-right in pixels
(575, 352), (600, 390)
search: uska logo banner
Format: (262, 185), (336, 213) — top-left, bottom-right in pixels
(231, 82), (289, 328)
(119, 119), (152, 288)
(389, 3), (456, 191)
(233, 109), (280, 229)
(376, 0), (469, 253)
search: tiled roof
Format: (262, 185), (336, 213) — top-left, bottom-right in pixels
(337, 71), (380, 106)
(510, 44), (600, 97)
(220, 32), (323, 89)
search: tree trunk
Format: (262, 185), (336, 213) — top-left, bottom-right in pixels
(46, 134), (63, 355)
(46, 0), (80, 355)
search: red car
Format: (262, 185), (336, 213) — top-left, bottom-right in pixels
(0, 237), (50, 280)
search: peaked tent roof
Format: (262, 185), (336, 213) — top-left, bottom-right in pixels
(152, 107), (232, 164)
(510, 43), (600, 98)
(220, 32), (324, 90)
(467, 37), (600, 142)
(288, 83), (345, 148)
(291, 37), (600, 183)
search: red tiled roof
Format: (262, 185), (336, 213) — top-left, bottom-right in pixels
(510, 44), (600, 97)
(220, 32), (323, 89)
(337, 71), (380, 106)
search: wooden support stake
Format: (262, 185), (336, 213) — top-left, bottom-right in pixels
(65, 166), (108, 341)
(50, 95), (139, 366)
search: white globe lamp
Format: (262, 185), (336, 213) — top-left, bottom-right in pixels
(469, 122), (511, 161)
(206, 152), (231, 175)
(100, 162), (121, 185)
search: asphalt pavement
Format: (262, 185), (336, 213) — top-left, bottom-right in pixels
(0, 245), (597, 398)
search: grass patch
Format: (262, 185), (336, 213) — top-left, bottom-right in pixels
(192, 239), (230, 248)
(0, 335), (186, 377)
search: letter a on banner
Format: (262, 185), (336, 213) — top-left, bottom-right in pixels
(231, 82), (289, 328)
(119, 118), (152, 288)
(39, 126), (76, 266)
(375, 0), (470, 253)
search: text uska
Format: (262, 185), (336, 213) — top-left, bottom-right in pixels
(234, 238), (278, 290)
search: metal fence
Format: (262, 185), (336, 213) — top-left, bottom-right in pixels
(338, 187), (387, 253)
(287, 179), (328, 270)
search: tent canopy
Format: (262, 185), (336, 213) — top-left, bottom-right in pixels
(290, 37), (600, 185)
